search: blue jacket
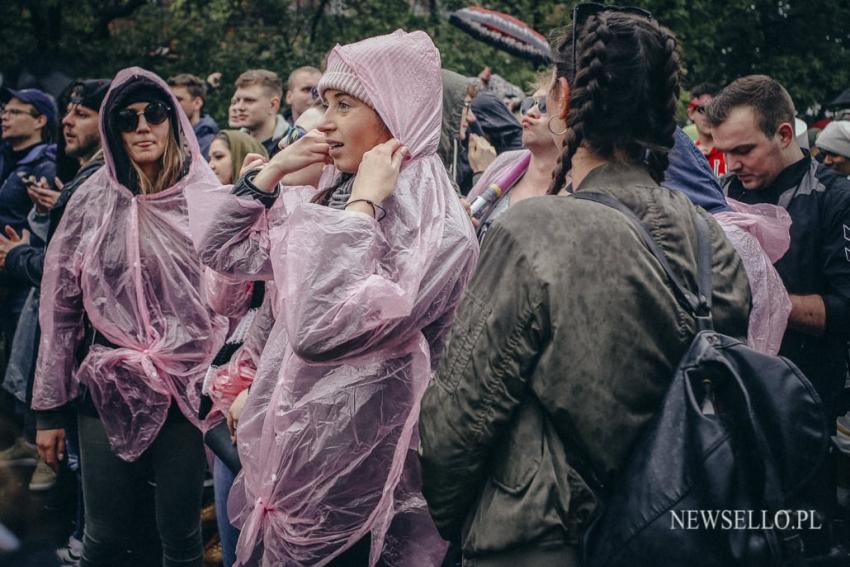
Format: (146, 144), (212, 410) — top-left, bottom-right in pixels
(194, 114), (219, 161)
(0, 142), (57, 234)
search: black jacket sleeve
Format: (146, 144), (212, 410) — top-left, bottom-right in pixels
(5, 244), (45, 287)
(820, 183), (850, 340)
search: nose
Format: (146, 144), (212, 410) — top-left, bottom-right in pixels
(62, 113), (73, 127)
(824, 154), (835, 165)
(317, 110), (334, 133)
(725, 153), (741, 172)
(135, 114), (152, 133)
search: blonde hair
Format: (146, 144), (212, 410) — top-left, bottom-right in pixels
(128, 128), (186, 195)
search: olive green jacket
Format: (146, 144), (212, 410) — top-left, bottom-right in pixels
(419, 163), (751, 562)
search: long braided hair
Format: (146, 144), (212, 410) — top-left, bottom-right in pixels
(548, 11), (681, 194)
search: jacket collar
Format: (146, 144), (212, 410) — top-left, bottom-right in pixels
(15, 142), (56, 167)
(575, 161), (658, 194)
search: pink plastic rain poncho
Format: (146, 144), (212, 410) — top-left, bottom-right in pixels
(715, 198), (793, 354)
(185, 30), (478, 566)
(31, 67), (228, 461)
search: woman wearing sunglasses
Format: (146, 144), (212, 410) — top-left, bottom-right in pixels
(32, 67), (228, 566)
(464, 75), (562, 240)
(419, 7), (751, 566)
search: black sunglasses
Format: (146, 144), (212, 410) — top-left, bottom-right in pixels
(520, 96), (548, 115)
(571, 3), (654, 82)
(115, 101), (171, 133)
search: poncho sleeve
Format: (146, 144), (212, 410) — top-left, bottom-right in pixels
(203, 268), (254, 319)
(274, 161), (455, 363)
(31, 182), (102, 410)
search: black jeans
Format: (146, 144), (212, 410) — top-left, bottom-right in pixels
(77, 407), (205, 567)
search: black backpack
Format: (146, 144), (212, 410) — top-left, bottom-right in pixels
(571, 192), (830, 567)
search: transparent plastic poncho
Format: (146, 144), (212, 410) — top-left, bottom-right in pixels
(31, 67), (229, 461)
(185, 30), (479, 566)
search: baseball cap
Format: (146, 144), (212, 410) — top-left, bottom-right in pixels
(69, 79), (112, 112)
(1, 87), (58, 132)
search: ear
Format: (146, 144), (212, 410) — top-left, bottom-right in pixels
(285, 90), (294, 106)
(776, 121), (795, 148)
(270, 96), (281, 113)
(192, 96), (203, 112)
(33, 114), (47, 132)
(556, 76), (571, 120)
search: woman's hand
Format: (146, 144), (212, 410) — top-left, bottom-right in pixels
(226, 389), (250, 444)
(460, 198), (480, 229)
(468, 134), (497, 174)
(348, 139), (409, 215)
(239, 153), (268, 179)
(36, 428), (66, 472)
(250, 130), (330, 193)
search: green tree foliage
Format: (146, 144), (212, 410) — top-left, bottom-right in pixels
(1, 0), (848, 120)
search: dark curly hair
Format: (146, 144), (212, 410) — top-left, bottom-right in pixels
(549, 11), (681, 193)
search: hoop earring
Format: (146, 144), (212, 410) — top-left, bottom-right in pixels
(548, 117), (568, 136)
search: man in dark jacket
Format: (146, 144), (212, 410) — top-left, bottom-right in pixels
(0, 80), (108, 505)
(709, 76), (850, 557)
(2, 79), (108, 285)
(0, 87), (57, 383)
(708, 75), (850, 420)
(0, 88), (57, 237)
(167, 73), (219, 160)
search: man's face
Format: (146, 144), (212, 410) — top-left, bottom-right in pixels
(170, 86), (201, 122)
(62, 103), (101, 159)
(285, 71), (321, 122)
(229, 85), (279, 131)
(687, 94), (714, 137)
(822, 150), (850, 176)
(1, 98), (44, 143)
(712, 106), (788, 190)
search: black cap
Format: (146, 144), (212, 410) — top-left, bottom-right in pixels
(69, 79), (112, 112)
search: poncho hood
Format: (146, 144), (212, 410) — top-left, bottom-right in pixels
(100, 67), (199, 194)
(319, 30), (443, 160)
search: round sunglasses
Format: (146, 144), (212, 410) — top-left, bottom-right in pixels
(115, 101), (171, 133)
(520, 96), (548, 115)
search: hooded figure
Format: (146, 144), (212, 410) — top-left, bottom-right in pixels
(185, 30), (478, 566)
(469, 89), (523, 154)
(32, 67), (228, 461)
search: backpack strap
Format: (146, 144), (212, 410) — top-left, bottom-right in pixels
(572, 191), (714, 330)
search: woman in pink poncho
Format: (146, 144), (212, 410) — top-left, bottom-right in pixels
(185, 30), (478, 566)
(31, 68), (228, 566)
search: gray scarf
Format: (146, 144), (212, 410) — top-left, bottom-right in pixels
(327, 175), (356, 210)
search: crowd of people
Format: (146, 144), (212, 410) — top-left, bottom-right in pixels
(1, 5), (850, 567)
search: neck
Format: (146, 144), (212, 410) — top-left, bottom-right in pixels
(190, 112), (201, 126)
(781, 145), (805, 170)
(139, 162), (160, 183)
(252, 115), (278, 142)
(10, 134), (42, 152)
(570, 146), (610, 190)
(76, 144), (101, 166)
(524, 145), (561, 193)
(697, 130), (713, 148)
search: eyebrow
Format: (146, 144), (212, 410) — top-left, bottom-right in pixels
(717, 144), (755, 154)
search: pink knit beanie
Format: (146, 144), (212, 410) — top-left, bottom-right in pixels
(318, 55), (373, 108)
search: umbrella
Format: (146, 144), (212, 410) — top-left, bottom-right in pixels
(828, 87), (850, 108)
(449, 6), (552, 67)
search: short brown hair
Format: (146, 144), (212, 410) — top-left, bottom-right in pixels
(705, 75), (795, 138)
(235, 69), (283, 98)
(166, 73), (207, 100)
(287, 66), (321, 90)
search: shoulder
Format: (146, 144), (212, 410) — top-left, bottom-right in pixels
(812, 164), (850, 209)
